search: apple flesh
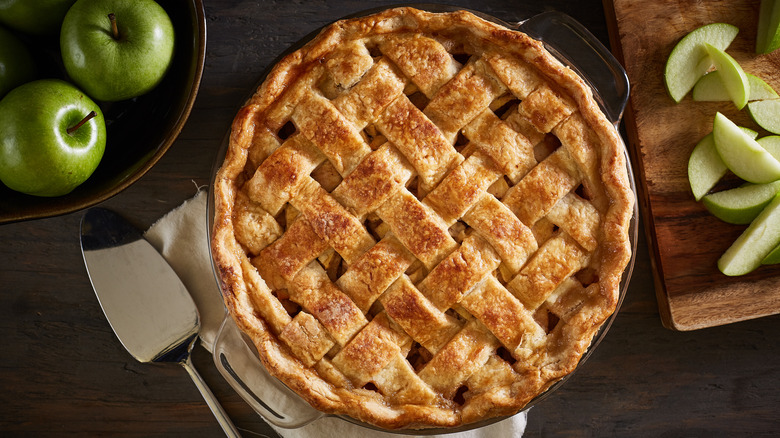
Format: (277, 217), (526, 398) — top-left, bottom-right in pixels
(718, 192), (780, 276)
(756, 0), (780, 54)
(688, 127), (758, 200)
(665, 23), (739, 103)
(60, 0), (175, 101)
(693, 71), (779, 102)
(713, 112), (780, 183)
(0, 79), (106, 197)
(702, 181), (780, 224)
(0, 25), (35, 99)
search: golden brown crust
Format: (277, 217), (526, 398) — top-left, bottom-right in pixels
(211, 7), (634, 430)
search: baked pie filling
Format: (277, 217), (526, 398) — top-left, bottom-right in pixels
(212, 7), (634, 429)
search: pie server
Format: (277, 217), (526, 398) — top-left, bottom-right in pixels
(80, 207), (241, 438)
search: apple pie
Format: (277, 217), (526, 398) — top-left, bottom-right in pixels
(211, 6), (634, 429)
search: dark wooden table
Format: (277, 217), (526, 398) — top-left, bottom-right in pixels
(2, 1), (778, 436)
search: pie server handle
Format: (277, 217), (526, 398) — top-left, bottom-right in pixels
(182, 353), (245, 438)
(519, 11), (630, 125)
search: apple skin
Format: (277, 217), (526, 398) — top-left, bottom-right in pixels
(0, 79), (106, 197)
(0, 25), (36, 99)
(60, 0), (175, 102)
(761, 241), (780, 264)
(0, 0), (77, 35)
(756, 0), (780, 54)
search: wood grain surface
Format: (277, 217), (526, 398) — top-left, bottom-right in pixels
(605, 0), (780, 330)
(1, 1), (779, 437)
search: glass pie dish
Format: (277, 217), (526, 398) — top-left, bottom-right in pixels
(207, 5), (638, 434)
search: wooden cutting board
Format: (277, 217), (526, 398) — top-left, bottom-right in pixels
(603, 0), (780, 330)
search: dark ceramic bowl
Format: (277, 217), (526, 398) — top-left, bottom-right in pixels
(0, 0), (206, 224)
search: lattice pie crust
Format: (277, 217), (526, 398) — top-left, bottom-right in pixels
(212, 7), (634, 429)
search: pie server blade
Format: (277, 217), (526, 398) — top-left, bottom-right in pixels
(80, 207), (241, 438)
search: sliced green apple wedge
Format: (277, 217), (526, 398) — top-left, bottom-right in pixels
(756, 0), (780, 54)
(748, 99), (780, 134)
(718, 192), (780, 276)
(713, 112), (780, 183)
(702, 44), (750, 109)
(702, 181), (780, 224)
(688, 127), (758, 200)
(665, 23), (739, 103)
(761, 241), (780, 264)
(693, 72), (779, 101)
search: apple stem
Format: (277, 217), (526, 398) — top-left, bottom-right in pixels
(108, 13), (119, 40)
(67, 111), (97, 135)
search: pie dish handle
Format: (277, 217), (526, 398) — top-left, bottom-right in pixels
(213, 314), (326, 429)
(518, 11), (629, 125)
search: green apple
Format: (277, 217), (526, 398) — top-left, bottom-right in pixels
(702, 44), (750, 109)
(0, 79), (106, 197)
(718, 192), (780, 275)
(713, 112), (780, 183)
(747, 99), (780, 134)
(688, 127), (758, 200)
(756, 0), (780, 54)
(0, 0), (77, 35)
(693, 72), (779, 102)
(665, 23), (739, 103)
(702, 180), (780, 224)
(0, 25), (35, 99)
(60, 0), (175, 101)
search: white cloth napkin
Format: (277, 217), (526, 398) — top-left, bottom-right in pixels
(144, 190), (528, 438)
(145, 189), (224, 352)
